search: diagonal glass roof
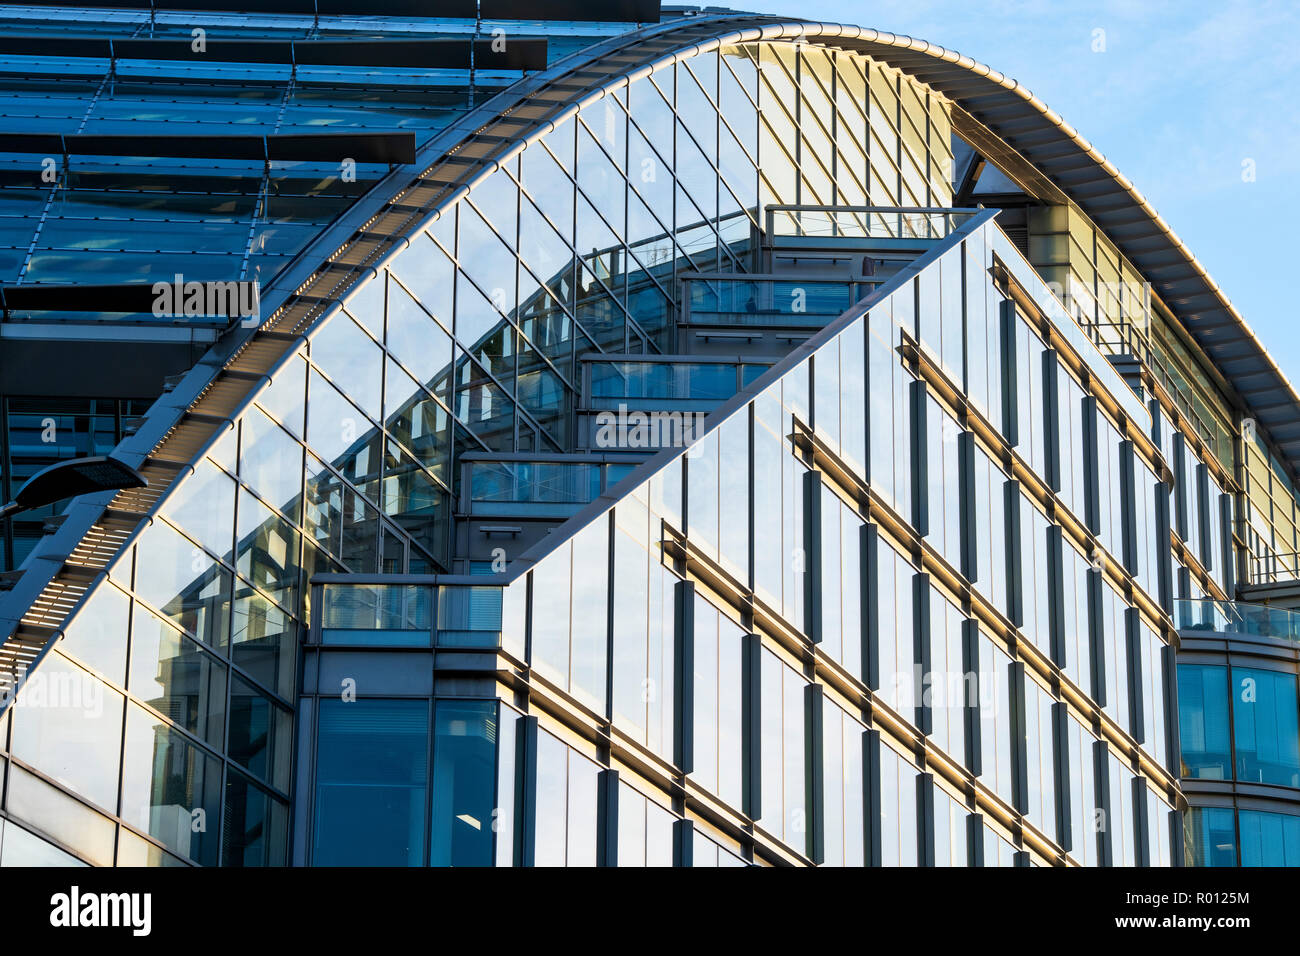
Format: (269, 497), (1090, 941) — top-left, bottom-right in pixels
(0, 5), (651, 303)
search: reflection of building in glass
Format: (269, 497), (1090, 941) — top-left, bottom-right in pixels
(1, 3), (1299, 867)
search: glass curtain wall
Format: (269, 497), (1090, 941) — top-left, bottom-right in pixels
(0, 36), (957, 867)
(489, 212), (1178, 866)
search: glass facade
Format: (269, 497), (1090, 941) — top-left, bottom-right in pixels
(2, 5), (1300, 870)
(293, 202), (1174, 867)
(1178, 651), (1300, 866)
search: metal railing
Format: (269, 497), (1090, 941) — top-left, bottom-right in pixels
(317, 581), (505, 649)
(765, 205), (982, 242)
(1249, 550), (1300, 586)
(587, 357), (769, 405)
(1071, 303), (1227, 462)
(1174, 598), (1300, 642)
(465, 458), (635, 517)
(680, 273), (875, 327)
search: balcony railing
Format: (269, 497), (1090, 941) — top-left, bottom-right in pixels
(680, 274), (874, 327)
(1247, 550), (1300, 586)
(586, 358), (769, 408)
(1174, 598), (1300, 642)
(465, 458), (635, 517)
(765, 205), (981, 241)
(317, 581), (506, 648)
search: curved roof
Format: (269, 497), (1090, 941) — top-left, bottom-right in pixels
(804, 25), (1296, 473)
(2, 12), (1288, 683)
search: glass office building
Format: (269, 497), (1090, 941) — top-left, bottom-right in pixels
(0, 1), (1296, 867)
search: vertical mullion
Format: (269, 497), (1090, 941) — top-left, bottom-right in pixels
(673, 579), (695, 773)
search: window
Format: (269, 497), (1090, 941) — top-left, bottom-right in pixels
(430, 701), (501, 867)
(1146, 788), (1174, 867)
(1137, 622), (1169, 770)
(1132, 458), (1163, 599)
(312, 699), (428, 866)
(533, 728), (600, 867)
(530, 518), (609, 712)
(1096, 579), (1131, 733)
(1022, 676), (1057, 838)
(977, 633), (1015, 805)
(982, 826), (1017, 867)
(1019, 494), (1052, 655)
(815, 326), (867, 476)
(1056, 367), (1088, 520)
(1208, 475), (1231, 594)
(1059, 541), (1092, 688)
(1096, 414), (1125, 556)
(934, 786), (970, 867)
(927, 587), (968, 763)
(0, 821), (89, 867)
(1012, 314), (1048, 475)
(224, 770), (289, 867)
(1178, 664), (1231, 780)
(867, 297), (913, 516)
(228, 675), (291, 791)
(971, 444), (1009, 615)
(753, 383), (806, 622)
(122, 702), (223, 866)
(821, 697), (866, 866)
(1232, 666), (1300, 787)
(56, 581), (129, 685)
(874, 538), (916, 716)
(1065, 715), (1100, 866)
(759, 648), (807, 853)
(926, 397), (963, 568)
(1187, 806), (1236, 867)
(692, 829), (747, 867)
(964, 232), (1001, 427)
(616, 783), (676, 867)
(691, 594), (745, 808)
(1107, 752), (1137, 866)
(611, 502), (676, 759)
(820, 486), (864, 678)
(10, 652), (123, 813)
(1238, 810), (1300, 866)
(877, 740), (919, 866)
(1179, 438), (1203, 556)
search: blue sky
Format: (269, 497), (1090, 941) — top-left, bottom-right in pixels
(751, 0), (1300, 388)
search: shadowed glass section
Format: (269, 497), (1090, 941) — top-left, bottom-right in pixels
(311, 698), (429, 867)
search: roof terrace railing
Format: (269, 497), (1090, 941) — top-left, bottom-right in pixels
(315, 580), (507, 649)
(586, 357), (769, 407)
(1174, 597), (1300, 642)
(679, 273), (877, 328)
(465, 458), (637, 518)
(1248, 550), (1300, 586)
(765, 205), (983, 242)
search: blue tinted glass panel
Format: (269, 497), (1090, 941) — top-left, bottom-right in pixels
(313, 698), (429, 866)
